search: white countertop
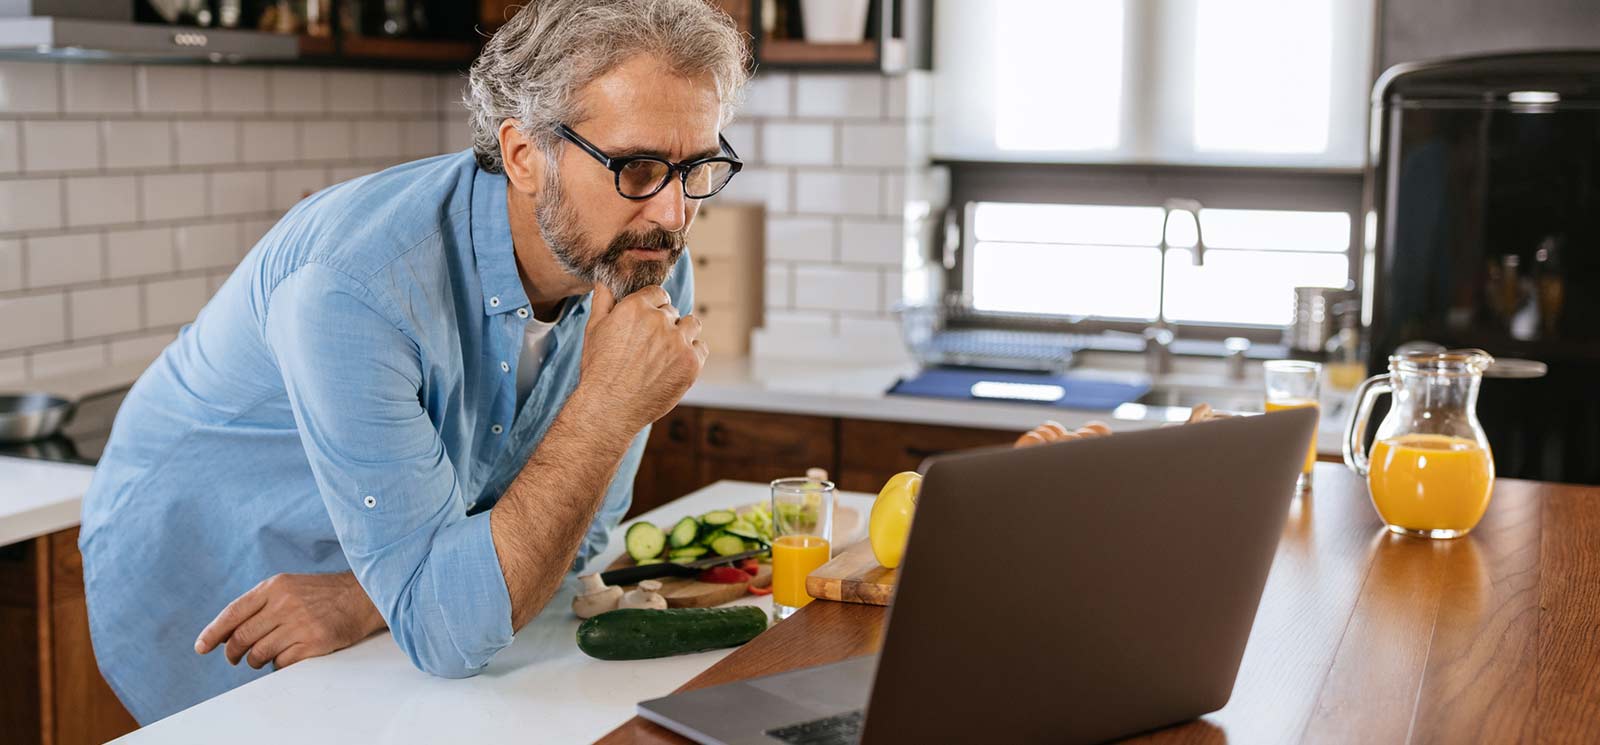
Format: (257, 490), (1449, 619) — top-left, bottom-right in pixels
(0, 456), (95, 546)
(114, 481), (875, 745)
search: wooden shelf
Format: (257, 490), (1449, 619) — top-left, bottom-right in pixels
(758, 38), (879, 67)
(296, 33), (336, 57)
(339, 36), (480, 64)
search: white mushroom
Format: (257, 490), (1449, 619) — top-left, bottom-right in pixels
(571, 573), (624, 619)
(619, 579), (668, 610)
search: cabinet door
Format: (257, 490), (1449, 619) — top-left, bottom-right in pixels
(49, 528), (138, 745)
(0, 539), (43, 740)
(698, 408), (836, 486)
(836, 418), (1015, 492)
(629, 406), (705, 519)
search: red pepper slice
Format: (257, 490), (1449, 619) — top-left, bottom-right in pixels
(747, 584), (773, 595)
(698, 566), (750, 584)
(738, 558), (760, 576)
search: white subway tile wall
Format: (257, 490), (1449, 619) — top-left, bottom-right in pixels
(0, 62), (464, 383)
(723, 71), (932, 362)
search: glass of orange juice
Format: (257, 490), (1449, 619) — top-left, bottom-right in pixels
(769, 476), (834, 621)
(1264, 360), (1322, 495)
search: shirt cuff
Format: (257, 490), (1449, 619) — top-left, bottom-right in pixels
(427, 510), (515, 668)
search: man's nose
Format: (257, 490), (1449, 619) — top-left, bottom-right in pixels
(643, 181), (688, 233)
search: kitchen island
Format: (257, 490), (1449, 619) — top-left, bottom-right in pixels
(602, 464), (1600, 744)
(107, 481), (875, 744)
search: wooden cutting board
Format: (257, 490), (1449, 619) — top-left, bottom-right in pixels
(603, 555), (772, 608)
(805, 540), (897, 606)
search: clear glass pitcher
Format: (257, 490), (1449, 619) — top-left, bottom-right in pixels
(1343, 349), (1496, 539)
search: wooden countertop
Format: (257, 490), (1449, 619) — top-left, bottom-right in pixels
(598, 464), (1600, 744)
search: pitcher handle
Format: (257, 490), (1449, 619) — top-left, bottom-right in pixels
(1343, 373), (1392, 477)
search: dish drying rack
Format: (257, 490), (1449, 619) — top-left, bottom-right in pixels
(898, 303), (1086, 374)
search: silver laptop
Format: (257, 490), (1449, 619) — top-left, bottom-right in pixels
(638, 407), (1317, 745)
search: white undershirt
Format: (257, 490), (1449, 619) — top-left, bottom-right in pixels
(515, 316), (558, 408)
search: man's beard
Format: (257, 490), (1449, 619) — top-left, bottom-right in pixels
(536, 173), (685, 299)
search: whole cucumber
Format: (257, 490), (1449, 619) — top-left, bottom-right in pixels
(576, 606), (768, 661)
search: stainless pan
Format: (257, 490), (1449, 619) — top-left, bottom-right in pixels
(0, 388), (124, 444)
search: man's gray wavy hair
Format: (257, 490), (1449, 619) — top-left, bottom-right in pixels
(465, 0), (751, 174)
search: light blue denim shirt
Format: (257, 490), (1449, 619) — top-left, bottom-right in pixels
(78, 150), (692, 724)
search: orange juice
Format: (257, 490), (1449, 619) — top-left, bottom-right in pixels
(1368, 434), (1494, 535)
(772, 535), (831, 609)
(1265, 399), (1319, 474)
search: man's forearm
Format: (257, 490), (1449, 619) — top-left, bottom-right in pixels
(489, 386), (641, 629)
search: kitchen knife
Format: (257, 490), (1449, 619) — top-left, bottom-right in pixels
(599, 547), (769, 587)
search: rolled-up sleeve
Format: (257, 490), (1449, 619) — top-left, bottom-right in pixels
(263, 263), (512, 678)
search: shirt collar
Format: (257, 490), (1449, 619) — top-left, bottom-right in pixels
(469, 167), (530, 317)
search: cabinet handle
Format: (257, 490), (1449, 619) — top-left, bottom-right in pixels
(707, 422), (730, 448)
(696, 256), (709, 268)
(697, 304), (709, 315)
(669, 419), (690, 442)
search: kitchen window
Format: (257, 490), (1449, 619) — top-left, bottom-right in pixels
(967, 202), (1352, 327)
(928, 0), (1374, 340)
(933, 0), (1377, 168)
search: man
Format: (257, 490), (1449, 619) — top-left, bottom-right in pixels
(78, 0), (750, 723)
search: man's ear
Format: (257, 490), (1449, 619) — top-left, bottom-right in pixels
(498, 118), (545, 194)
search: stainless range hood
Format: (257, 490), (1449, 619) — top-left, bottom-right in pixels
(0, 2), (297, 62)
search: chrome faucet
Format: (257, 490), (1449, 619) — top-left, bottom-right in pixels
(1144, 198), (1206, 375)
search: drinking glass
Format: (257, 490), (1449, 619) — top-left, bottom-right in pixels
(769, 477), (835, 621)
(1264, 360), (1322, 495)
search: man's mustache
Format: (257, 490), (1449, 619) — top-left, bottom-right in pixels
(601, 228), (686, 262)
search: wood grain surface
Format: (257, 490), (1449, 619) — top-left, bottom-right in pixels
(805, 540), (896, 606)
(598, 465), (1600, 744)
(603, 555), (772, 609)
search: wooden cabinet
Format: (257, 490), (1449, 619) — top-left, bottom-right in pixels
(836, 419), (1015, 492)
(0, 529), (138, 745)
(632, 405), (1015, 511)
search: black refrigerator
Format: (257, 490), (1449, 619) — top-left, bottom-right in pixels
(1368, 51), (1600, 484)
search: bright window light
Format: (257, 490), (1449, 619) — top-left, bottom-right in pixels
(1200, 209), (1351, 252)
(1163, 249), (1349, 325)
(1193, 0), (1333, 154)
(995, 0), (1124, 151)
(972, 241), (1159, 319)
(973, 202), (1163, 246)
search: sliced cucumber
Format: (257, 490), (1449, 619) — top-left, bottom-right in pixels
(701, 510), (737, 527)
(709, 533), (747, 556)
(636, 558), (665, 566)
(668, 517), (700, 548)
(625, 522), (666, 562)
(669, 545), (709, 560)
(723, 525), (765, 542)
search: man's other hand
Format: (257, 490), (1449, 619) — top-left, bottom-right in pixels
(194, 571), (387, 669)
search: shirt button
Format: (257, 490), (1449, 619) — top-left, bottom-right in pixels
(500, 361), (510, 373)
(491, 424), (503, 434)
(363, 495), (377, 509)
(489, 296), (501, 307)
(516, 308), (529, 319)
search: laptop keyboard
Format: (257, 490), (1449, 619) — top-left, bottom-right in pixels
(764, 709), (864, 745)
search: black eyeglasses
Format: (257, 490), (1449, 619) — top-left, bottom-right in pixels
(553, 124), (743, 200)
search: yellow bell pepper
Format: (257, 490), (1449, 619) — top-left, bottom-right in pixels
(869, 471), (922, 569)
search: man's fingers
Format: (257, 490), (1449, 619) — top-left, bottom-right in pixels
(274, 642), (313, 670)
(224, 611), (280, 665)
(628, 285), (672, 311)
(676, 314), (703, 344)
(588, 281), (617, 323)
(245, 626), (294, 670)
(692, 338), (710, 366)
(195, 585), (268, 654)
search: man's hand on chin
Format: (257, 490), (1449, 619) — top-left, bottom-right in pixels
(194, 571), (387, 670)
